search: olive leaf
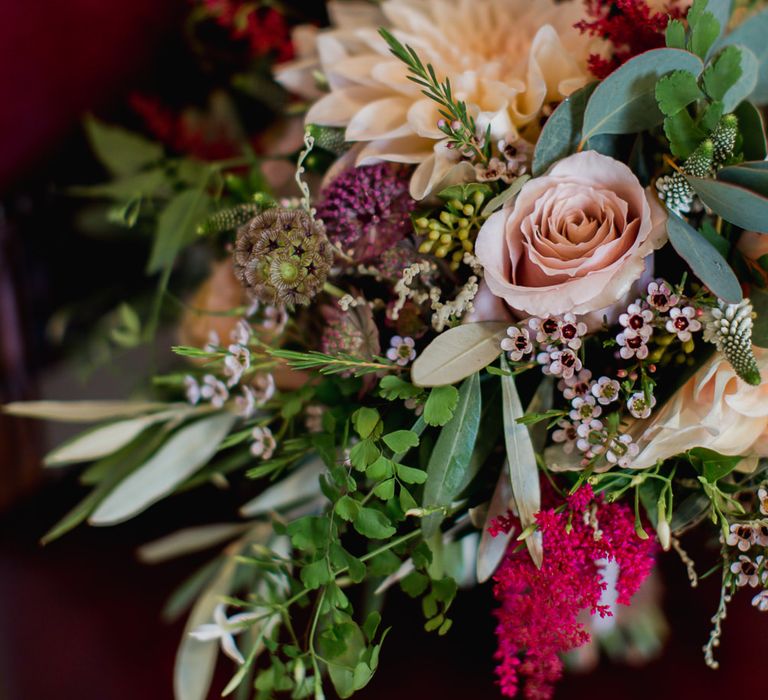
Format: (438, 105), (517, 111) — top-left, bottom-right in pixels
(411, 321), (508, 387)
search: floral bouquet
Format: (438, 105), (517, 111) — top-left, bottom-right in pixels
(8, 0), (768, 698)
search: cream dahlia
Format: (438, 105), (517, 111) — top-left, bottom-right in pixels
(276, 0), (594, 199)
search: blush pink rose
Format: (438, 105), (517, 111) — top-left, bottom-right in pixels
(737, 230), (768, 262)
(475, 151), (667, 319)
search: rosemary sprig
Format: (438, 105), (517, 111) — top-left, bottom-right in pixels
(379, 28), (490, 165)
(268, 347), (401, 377)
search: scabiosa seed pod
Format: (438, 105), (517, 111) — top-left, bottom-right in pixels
(233, 207), (333, 307)
(703, 298), (762, 385)
(315, 163), (415, 262)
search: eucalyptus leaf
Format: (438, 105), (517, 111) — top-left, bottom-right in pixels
(411, 321), (508, 387)
(581, 49), (703, 143)
(422, 373), (482, 537)
(688, 174), (768, 233)
(734, 101), (768, 159)
(751, 286), (768, 347)
(716, 7), (768, 104)
(532, 83), (596, 176)
(722, 45), (758, 111)
(666, 212), (742, 302)
(717, 160), (768, 195)
(90, 412), (236, 525)
(500, 355), (542, 567)
(2, 400), (171, 422)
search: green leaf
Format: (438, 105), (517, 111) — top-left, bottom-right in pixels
(716, 160), (768, 194)
(373, 478), (396, 500)
(422, 373), (482, 537)
(69, 169), (168, 200)
(353, 507), (396, 539)
(689, 447), (743, 482)
(378, 375), (423, 401)
(2, 400), (170, 422)
(722, 45), (759, 111)
(89, 412), (236, 525)
(688, 173), (768, 232)
(690, 12), (721, 60)
(40, 424), (169, 544)
(666, 19), (687, 49)
(335, 495), (360, 521)
(42, 409), (178, 467)
(84, 115), (163, 176)
(751, 286), (768, 347)
(500, 356), (542, 568)
(382, 430), (420, 453)
(147, 189), (212, 275)
(366, 456), (394, 480)
(702, 46), (743, 101)
(734, 101), (768, 159)
(581, 49), (703, 142)
(352, 407), (381, 439)
(666, 212), (742, 303)
(656, 70), (705, 116)
(699, 220), (730, 258)
(396, 464), (427, 485)
(716, 7), (768, 104)
(531, 83), (596, 176)
(664, 109), (706, 158)
(301, 559), (332, 589)
(423, 385), (460, 426)
(349, 439), (381, 470)
(401, 571), (429, 597)
(411, 321), (508, 387)
(481, 175), (530, 215)
(700, 100), (725, 131)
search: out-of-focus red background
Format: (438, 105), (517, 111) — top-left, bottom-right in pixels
(0, 2), (766, 699)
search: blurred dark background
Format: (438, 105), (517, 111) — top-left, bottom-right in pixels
(0, 1), (766, 699)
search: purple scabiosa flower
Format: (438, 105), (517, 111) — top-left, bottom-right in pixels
(315, 163), (415, 262)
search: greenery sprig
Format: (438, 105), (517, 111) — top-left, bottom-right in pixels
(379, 28), (490, 165)
(267, 347), (402, 377)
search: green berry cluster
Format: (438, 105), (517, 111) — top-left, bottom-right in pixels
(412, 185), (490, 271)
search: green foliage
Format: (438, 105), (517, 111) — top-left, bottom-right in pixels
(751, 287), (768, 347)
(689, 447), (743, 483)
(382, 430), (420, 453)
(84, 115), (163, 177)
(656, 70), (705, 116)
(267, 347), (397, 377)
(666, 212), (742, 302)
(421, 373), (482, 537)
(716, 7), (768, 105)
(378, 375), (423, 401)
(688, 172), (768, 233)
(666, 19), (687, 50)
(581, 49), (703, 143)
(353, 508), (396, 539)
(379, 29), (489, 164)
(423, 385), (459, 426)
(531, 82), (596, 176)
(702, 46), (743, 101)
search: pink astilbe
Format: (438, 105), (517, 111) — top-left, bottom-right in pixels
(492, 486), (656, 699)
(576, 0), (685, 79)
